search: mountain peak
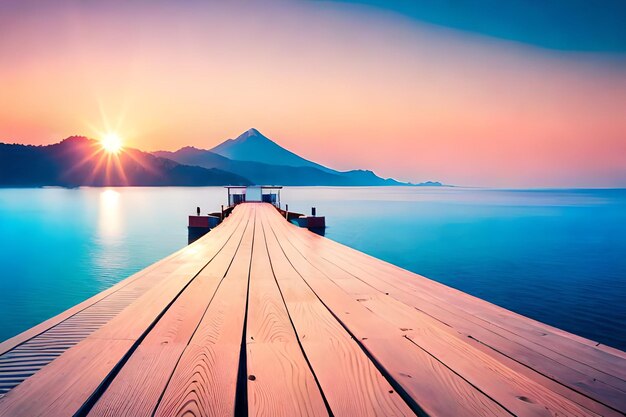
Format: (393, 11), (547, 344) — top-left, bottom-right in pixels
(179, 145), (204, 152)
(60, 136), (91, 145)
(236, 128), (269, 142)
(210, 128), (333, 173)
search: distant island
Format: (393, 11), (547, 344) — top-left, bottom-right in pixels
(0, 128), (442, 187)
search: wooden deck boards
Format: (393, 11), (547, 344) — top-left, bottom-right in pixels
(280, 216), (626, 415)
(0, 202), (624, 417)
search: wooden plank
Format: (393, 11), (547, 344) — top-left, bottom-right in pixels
(406, 327), (609, 417)
(0, 293), (131, 396)
(245, 207), (328, 417)
(0, 339), (133, 417)
(0, 206), (247, 417)
(299, 221), (626, 370)
(293, 241), (626, 411)
(152, 205), (256, 417)
(270, 209), (626, 411)
(261, 210), (416, 416)
(364, 292), (624, 413)
(261, 205), (509, 417)
(87, 212), (251, 417)
(155, 343), (241, 417)
(360, 293), (611, 417)
(361, 293), (622, 417)
(266, 225), (619, 416)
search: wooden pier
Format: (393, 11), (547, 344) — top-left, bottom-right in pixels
(0, 203), (624, 416)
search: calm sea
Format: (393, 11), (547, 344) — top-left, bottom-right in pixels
(0, 187), (625, 350)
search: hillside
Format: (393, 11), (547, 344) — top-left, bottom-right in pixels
(0, 137), (250, 187)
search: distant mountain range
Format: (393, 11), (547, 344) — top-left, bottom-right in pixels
(0, 137), (249, 187)
(155, 128), (441, 186)
(154, 129), (406, 186)
(0, 128), (442, 187)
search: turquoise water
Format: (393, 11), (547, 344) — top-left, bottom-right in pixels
(0, 187), (625, 350)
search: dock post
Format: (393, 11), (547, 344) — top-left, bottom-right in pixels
(285, 204), (289, 219)
(312, 207), (316, 216)
(221, 205), (224, 221)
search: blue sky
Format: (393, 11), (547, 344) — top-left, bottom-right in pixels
(333, 0), (626, 52)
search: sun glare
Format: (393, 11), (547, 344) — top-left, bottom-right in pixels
(101, 133), (123, 154)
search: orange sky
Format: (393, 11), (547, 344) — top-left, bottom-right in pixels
(1, 1), (625, 187)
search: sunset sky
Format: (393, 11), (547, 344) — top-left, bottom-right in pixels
(1, 1), (625, 187)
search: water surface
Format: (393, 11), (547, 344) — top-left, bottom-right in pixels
(0, 187), (624, 350)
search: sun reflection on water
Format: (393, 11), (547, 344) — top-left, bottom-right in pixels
(93, 188), (131, 288)
(98, 189), (122, 240)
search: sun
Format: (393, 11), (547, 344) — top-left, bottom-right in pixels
(100, 133), (123, 154)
